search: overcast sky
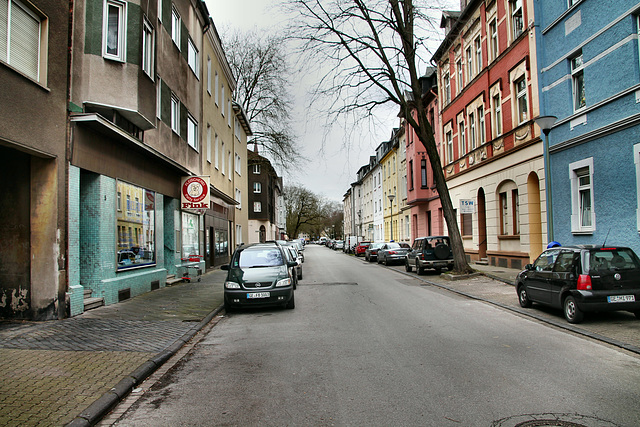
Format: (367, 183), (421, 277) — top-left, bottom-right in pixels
(204, 0), (456, 203)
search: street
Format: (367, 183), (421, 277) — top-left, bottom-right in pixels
(113, 245), (640, 427)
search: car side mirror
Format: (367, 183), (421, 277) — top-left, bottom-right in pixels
(525, 264), (533, 271)
(221, 264), (229, 271)
(288, 261), (298, 268)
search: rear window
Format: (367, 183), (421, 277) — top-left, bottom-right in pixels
(587, 248), (640, 272)
(235, 248), (284, 268)
(387, 243), (401, 249)
(426, 237), (450, 248)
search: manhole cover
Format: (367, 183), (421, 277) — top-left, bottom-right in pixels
(515, 421), (585, 427)
(492, 414), (619, 427)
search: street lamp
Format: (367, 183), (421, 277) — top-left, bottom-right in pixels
(534, 115), (557, 242)
(388, 194), (396, 242)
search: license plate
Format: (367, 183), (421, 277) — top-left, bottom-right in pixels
(607, 295), (635, 303)
(247, 292), (270, 299)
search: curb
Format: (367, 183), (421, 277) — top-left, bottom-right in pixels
(65, 304), (224, 427)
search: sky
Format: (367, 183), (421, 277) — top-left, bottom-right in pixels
(204, 0), (456, 203)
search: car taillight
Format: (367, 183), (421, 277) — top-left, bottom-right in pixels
(577, 274), (592, 290)
(388, 251), (397, 255)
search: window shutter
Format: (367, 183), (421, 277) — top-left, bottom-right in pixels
(9, 1), (40, 80)
(0, 1), (8, 62)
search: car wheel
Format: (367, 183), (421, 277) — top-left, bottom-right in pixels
(285, 293), (295, 309)
(405, 260), (412, 272)
(298, 272), (303, 280)
(224, 302), (235, 313)
(518, 286), (532, 308)
(417, 260), (425, 275)
(563, 296), (584, 323)
(377, 257), (381, 264)
(434, 267), (442, 274)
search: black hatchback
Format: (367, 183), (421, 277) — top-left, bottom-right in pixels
(516, 245), (640, 323)
(222, 243), (297, 311)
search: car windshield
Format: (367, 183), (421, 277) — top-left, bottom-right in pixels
(236, 248), (284, 268)
(587, 248), (640, 272)
(371, 243), (385, 249)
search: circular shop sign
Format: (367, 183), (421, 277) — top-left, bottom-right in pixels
(182, 177), (208, 203)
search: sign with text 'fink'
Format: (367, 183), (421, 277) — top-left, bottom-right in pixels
(181, 176), (210, 210)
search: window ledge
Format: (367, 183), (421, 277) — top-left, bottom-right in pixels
(498, 234), (520, 240)
(571, 230), (594, 235)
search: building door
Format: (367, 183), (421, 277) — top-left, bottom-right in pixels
(527, 172), (543, 262)
(478, 188), (487, 260)
(259, 225), (266, 243)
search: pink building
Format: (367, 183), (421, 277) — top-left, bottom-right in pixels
(404, 68), (444, 241)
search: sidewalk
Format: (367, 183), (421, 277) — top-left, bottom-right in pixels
(0, 268), (226, 427)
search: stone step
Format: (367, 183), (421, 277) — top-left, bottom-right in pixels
(83, 288), (92, 298)
(475, 258), (489, 266)
(83, 297), (104, 311)
(166, 274), (183, 286)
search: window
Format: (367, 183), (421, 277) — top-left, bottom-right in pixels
(456, 59), (463, 93)
(461, 213), (473, 236)
(221, 85), (225, 116)
(236, 224), (242, 245)
(253, 164), (260, 174)
(116, 181), (155, 270)
(568, 0), (578, 7)
(515, 77), (528, 124)
(408, 160), (414, 189)
(103, 0), (126, 61)
(420, 159), (427, 188)
(214, 71), (219, 105)
(253, 182), (262, 193)
(206, 125), (211, 163)
(474, 36), (482, 73)
(446, 131), (453, 163)
(170, 94), (179, 134)
(635, 143), (640, 231)
(478, 106), (485, 145)
(228, 99), (232, 127)
(469, 111), (476, 150)
(512, 189), (520, 235)
(214, 133), (219, 169)
(228, 151), (232, 181)
(500, 192), (509, 235)
(493, 94), (502, 136)
(489, 19), (498, 61)
(221, 142), (225, 175)
(171, 7), (180, 48)
(459, 120), (466, 156)
(207, 56), (211, 94)
(187, 38), (198, 75)
(254, 201), (262, 213)
(466, 46), (473, 80)
(142, 18), (154, 77)
(570, 158), (595, 233)
(156, 77), (162, 119)
(187, 114), (198, 150)
(510, 0), (523, 40)
(235, 153), (241, 175)
(443, 73), (451, 104)
(571, 53), (585, 111)
(235, 188), (242, 209)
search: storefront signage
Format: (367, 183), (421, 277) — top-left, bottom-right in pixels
(460, 199), (474, 214)
(181, 176), (210, 210)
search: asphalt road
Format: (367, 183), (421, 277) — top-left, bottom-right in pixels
(113, 245), (640, 427)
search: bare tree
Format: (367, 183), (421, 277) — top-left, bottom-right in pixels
(222, 29), (301, 169)
(287, 0), (472, 273)
(285, 185), (323, 238)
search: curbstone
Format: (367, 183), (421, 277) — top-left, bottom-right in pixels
(110, 377), (137, 399)
(129, 361), (158, 384)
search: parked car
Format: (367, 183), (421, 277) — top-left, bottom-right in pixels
(287, 246), (303, 281)
(377, 242), (411, 265)
(515, 245), (640, 323)
(365, 242), (385, 262)
(355, 242), (371, 257)
(405, 236), (454, 274)
(222, 243), (296, 311)
(334, 240), (345, 250)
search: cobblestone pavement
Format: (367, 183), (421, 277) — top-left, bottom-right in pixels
(0, 268), (226, 427)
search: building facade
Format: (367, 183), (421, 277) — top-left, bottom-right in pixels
(433, 0), (546, 269)
(247, 149), (282, 243)
(534, 0), (640, 254)
(0, 0), (70, 319)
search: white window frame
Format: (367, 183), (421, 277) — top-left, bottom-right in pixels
(571, 52), (585, 112)
(187, 113), (198, 150)
(221, 141), (225, 175)
(103, 0), (126, 62)
(221, 85), (225, 116)
(254, 201), (262, 213)
(469, 111), (476, 150)
(466, 46), (473, 80)
(214, 133), (219, 170)
(478, 106), (485, 145)
(493, 94), (502, 136)
(474, 36), (482, 73)
(235, 152), (241, 175)
(446, 131), (453, 163)
(228, 99), (232, 127)
(187, 37), (198, 76)
(515, 77), (528, 124)
(214, 71), (219, 106)
(142, 17), (154, 78)
(156, 77), (161, 119)
(170, 94), (179, 134)
(206, 124), (211, 163)
(171, 6), (180, 49)
(253, 182), (262, 193)
(489, 19), (498, 61)
(443, 72), (450, 104)
(228, 151), (232, 181)
(456, 59), (463, 94)
(253, 164), (261, 174)
(207, 56), (211, 94)
(235, 188), (242, 210)
(569, 157), (595, 233)
(2, 0), (44, 81)
(510, 0), (523, 40)
(459, 120), (466, 156)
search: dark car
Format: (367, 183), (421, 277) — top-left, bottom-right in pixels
(377, 242), (410, 265)
(222, 243), (297, 311)
(405, 236), (454, 274)
(355, 242), (371, 257)
(365, 242), (385, 262)
(516, 245), (640, 323)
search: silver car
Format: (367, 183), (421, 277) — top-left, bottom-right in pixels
(377, 242), (410, 265)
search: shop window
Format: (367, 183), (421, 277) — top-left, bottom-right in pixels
(116, 181), (155, 270)
(182, 212), (199, 258)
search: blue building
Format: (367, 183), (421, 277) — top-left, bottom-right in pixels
(534, 0), (640, 253)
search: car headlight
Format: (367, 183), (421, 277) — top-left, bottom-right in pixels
(275, 278), (291, 287)
(225, 281), (241, 289)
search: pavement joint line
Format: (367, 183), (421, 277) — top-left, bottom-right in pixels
(375, 259), (640, 357)
(65, 304), (224, 427)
